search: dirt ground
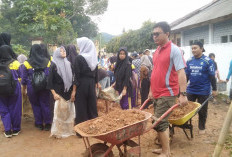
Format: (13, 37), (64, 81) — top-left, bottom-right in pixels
(0, 97), (231, 157)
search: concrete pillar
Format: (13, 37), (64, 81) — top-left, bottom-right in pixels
(209, 24), (214, 44)
(181, 31), (184, 47)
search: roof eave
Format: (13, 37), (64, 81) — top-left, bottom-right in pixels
(171, 13), (232, 33)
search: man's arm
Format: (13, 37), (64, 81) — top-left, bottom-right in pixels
(177, 68), (188, 106)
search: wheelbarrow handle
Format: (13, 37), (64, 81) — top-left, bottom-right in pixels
(143, 103), (180, 133)
(193, 94), (213, 117)
(139, 98), (151, 110)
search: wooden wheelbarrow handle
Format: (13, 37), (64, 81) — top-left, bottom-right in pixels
(140, 98), (180, 133)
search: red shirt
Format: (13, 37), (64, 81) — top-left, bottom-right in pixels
(151, 41), (186, 98)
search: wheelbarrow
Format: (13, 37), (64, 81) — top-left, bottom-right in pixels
(74, 101), (180, 157)
(168, 95), (213, 141)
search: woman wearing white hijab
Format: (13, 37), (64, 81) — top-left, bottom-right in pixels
(71, 37), (98, 129)
(47, 46), (73, 101)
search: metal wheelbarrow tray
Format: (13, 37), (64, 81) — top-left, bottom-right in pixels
(74, 102), (179, 157)
(168, 101), (201, 125)
(168, 96), (212, 141)
(74, 110), (152, 157)
(75, 110), (152, 144)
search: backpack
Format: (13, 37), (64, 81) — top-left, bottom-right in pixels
(0, 62), (16, 95)
(32, 68), (47, 92)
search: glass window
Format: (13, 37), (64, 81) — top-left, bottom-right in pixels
(199, 39), (204, 44)
(177, 38), (181, 46)
(189, 40), (193, 46)
(230, 35), (232, 42)
(221, 36), (228, 43)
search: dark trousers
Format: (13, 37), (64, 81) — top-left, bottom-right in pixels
(75, 78), (98, 124)
(187, 94), (209, 130)
(140, 78), (150, 108)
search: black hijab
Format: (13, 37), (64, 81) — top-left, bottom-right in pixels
(0, 33), (17, 59)
(114, 47), (132, 92)
(66, 45), (78, 66)
(40, 44), (50, 60)
(28, 44), (49, 69)
(0, 45), (15, 65)
(0, 33), (11, 46)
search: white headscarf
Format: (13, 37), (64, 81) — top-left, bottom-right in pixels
(76, 37), (98, 71)
(52, 47), (73, 92)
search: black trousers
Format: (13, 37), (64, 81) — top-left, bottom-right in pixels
(187, 93), (209, 130)
(140, 78), (150, 106)
(75, 78), (98, 124)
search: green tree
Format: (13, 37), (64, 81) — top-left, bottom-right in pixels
(0, 0), (108, 47)
(106, 20), (156, 53)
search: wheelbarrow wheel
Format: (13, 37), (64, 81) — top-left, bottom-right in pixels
(86, 143), (114, 157)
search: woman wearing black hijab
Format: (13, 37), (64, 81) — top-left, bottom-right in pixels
(0, 33), (11, 46)
(113, 47), (135, 109)
(40, 43), (51, 60)
(65, 44), (78, 68)
(0, 45), (22, 137)
(21, 44), (52, 131)
(0, 33), (17, 59)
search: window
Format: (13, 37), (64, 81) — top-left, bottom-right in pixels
(221, 36), (228, 43)
(230, 35), (232, 42)
(189, 40), (193, 46)
(199, 39), (204, 44)
(176, 38), (181, 46)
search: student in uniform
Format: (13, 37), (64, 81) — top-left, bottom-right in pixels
(21, 44), (52, 131)
(47, 47), (73, 101)
(113, 47), (135, 109)
(0, 45), (22, 138)
(71, 37), (98, 126)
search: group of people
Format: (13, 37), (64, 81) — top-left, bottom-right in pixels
(0, 36), (102, 138)
(0, 21), (230, 157)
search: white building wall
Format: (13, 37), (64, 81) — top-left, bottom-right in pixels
(213, 19), (232, 43)
(181, 43), (232, 95)
(183, 25), (209, 46)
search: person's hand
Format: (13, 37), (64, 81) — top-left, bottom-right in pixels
(212, 90), (217, 97)
(111, 82), (116, 87)
(53, 93), (60, 100)
(71, 91), (76, 102)
(178, 95), (188, 106)
(148, 91), (154, 100)
(122, 89), (127, 96)
(97, 83), (102, 90)
(218, 79), (223, 83)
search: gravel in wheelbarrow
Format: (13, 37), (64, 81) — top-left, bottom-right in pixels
(74, 109), (152, 144)
(76, 109), (148, 135)
(168, 101), (201, 125)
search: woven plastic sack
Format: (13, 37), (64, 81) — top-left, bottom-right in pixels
(98, 86), (122, 103)
(50, 97), (75, 138)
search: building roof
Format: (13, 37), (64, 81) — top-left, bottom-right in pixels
(171, 0), (232, 32)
